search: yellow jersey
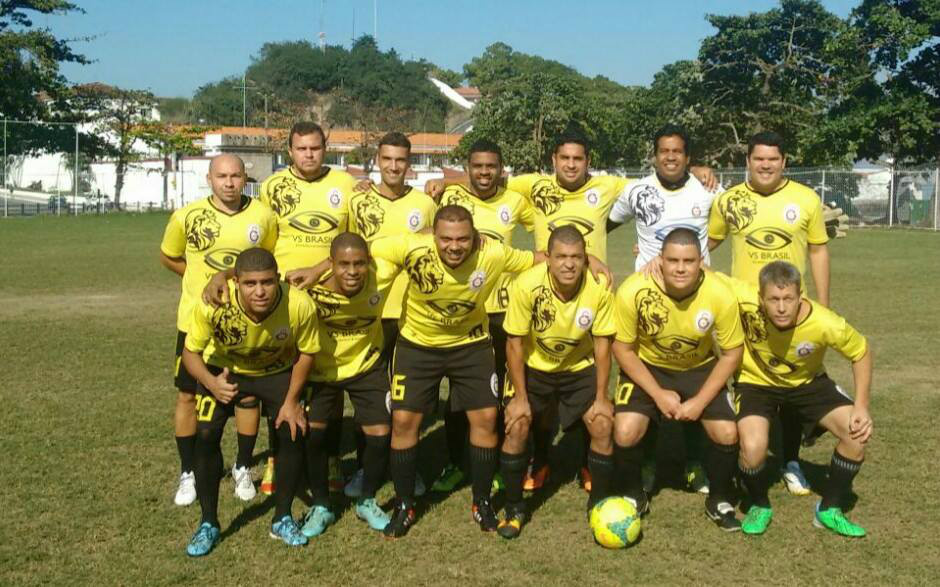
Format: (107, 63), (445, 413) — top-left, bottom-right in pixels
(348, 185), (437, 321)
(507, 173), (631, 263)
(160, 195), (278, 332)
(371, 233), (535, 348)
(708, 179), (828, 284)
(504, 264), (615, 373)
(185, 281), (320, 376)
(614, 271), (744, 370)
(728, 278), (868, 387)
(440, 184), (536, 314)
(259, 167), (357, 274)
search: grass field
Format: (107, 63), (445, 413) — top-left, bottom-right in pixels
(1, 214), (938, 585)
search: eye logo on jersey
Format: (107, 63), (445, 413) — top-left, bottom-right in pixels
(723, 190), (757, 231)
(269, 178), (302, 216)
(325, 316), (377, 331)
(185, 209), (221, 251)
(694, 310), (714, 334)
(469, 270), (487, 292)
(442, 191), (475, 215)
(531, 180), (563, 215)
(547, 217), (595, 236)
(796, 341), (817, 357)
(783, 203), (800, 225)
(745, 227), (793, 251)
(740, 305), (768, 343)
(328, 188), (343, 209)
(204, 248), (241, 271)
(635, 288), (669, 336)
(753, 349), (798, 377)
(585, 189), (600, 208)
(652, 334), (700, 355)
(407, 209), (424, 232)
(211, 304), (248, 346)
(576, 308), (595, 331)
(354, 193), (385, 238)
(498, 205), (511, 225)
(287, 211), (340, 235)
(632, 184), (665, 226)
(536, 336), (581, 356)
(532, 286), (556, 333)
(478, 229), (505, 242)
(405, 248), (445, 294)
(427, 299), (476, 317)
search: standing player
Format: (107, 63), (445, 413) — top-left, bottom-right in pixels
(181, 248), (317, 556)
(708, 130), (830, 495)
(731, 262), (872, 537)
(498, 226), (616, 539)
(159, 154), (277, 506)
(611, 228), (744, 531)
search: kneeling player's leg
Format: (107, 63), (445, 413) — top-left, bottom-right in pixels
(500, 399), (531, 510)
(175, 391), (197, 476)
(233, 402), (259, 469)
(583, 411), (614, 510)
(700, 418), (739, 506)
(737, 415), (771, 506)
(193, 393), (229, 528)
(466, 407), (499, 502)
(614, 412), (651, 507)
(390, 410), (423, 501)
(817, 404), (865, 511)
(272, 418), (303, 520)
(360, 423), (391, 498)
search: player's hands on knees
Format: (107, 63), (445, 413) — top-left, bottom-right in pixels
(424, 179), (444, 200)
(654, 389), (681, 419)
(640, 256), (664, 285)
(674, 397), (705, 422)
(275, 399), (308, 441)
(848, 405), (873, 443)
(202, 272), (230, 306)
(285, 268), (320, 290)
(504, 396), (532, 434)
(209, 367), (238, 404)
(355, 178), (374, 192)
(586, 255), (614, 290)
(587, 396), (614, 423)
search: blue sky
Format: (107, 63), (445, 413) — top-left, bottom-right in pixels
(49, 0), (858, 97)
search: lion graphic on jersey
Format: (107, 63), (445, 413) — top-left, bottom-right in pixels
(268, 177), (302, 216)
(532, 286), (556, 332)
(740, 304), (768, 344)
(211, 304), (248, 346)
(405, 248), (444, 294)
(185, 208), (221, 251)
(631, 184), (665, 226)
(723, 190), (757, 231)
(442, 189), (475, 215)
(531, 180), (563, 216)
(353, 192), (385, 238)
(635, 288), (669, 337)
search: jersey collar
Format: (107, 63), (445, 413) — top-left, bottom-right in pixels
(370, 184), (413, 202)
(288, 166), (331, 183)
(208, 194), (251, 216)
(656, 171), (690, 192)
(654, 270), (705, 303)
(745, 178), (790, 197)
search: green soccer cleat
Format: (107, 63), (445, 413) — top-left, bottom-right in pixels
(741, 505), (773, 535)
(491, 472), (505, 493)
(356, 497), (391, 531)
(186, 522), (220, 557)
(301, 505), (336, 538)
(814, 503), (866, 537)
(431, 463), (465, 493)
(270, 515), (308, 547)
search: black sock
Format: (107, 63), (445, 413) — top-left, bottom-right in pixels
(236, 433), (256, 470)
(194, 428), (224, 527)
(267, 418), (279, 457)
(444, 410), (468, 469)
(587, 450), (614, 509)
(176, 435), (196, 473)
(273, 422), (303, 520)
(390, 446), (417, 503)
(500, 451), (529, 505)
(469, 444), (498, 502)
(820, 451), (863, 510)
(355, 427), (367, 469)
(739, 461), (770, 508)
(704, 441), (738, 503)
(325, 417), (343, 458)
(362, 434), (390, 498)
(533, 425), (553, 469)
(578, 422), (590, 468)
(683, 421), (705, 466)
(781, 408), (802, 463)
(304, 427), (330, 506)
(614, 444), (644, 499)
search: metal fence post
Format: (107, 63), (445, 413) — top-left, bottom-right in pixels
(934, 167), (939, 231)
(888, 168), (894, 227)
(73, 126), (79, 216)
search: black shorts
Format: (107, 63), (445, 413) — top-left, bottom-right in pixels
(391, 337), (498, 414)
(174, 330), (198, 393)
(735, 374), (853, 437)
(447, 313), (508, 413)
(614, 360), (736, 421)
(194, 367), (291, 431)
(505, 365), (596, 430)
(306, 361), (392, 426)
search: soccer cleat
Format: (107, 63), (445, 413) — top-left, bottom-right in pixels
(328, 457), (344, 493)
(431, 463), (465, 493)
(270, 515), (308, 547)
(782, 460), (811, 496)
(813, 503), (866, 537)
(491, 472), (505, 493)
(232, 464), (256, 502)
(415, 472), (427, 497)
(686, 462), (710, 494)
(300, 505), (336, 538)
(344, 468), (365, 498)
(579, 467), (592, 493)
(497, 502), (528, 540)
(356, 497), (391, 531)
(523, 464), (550, 492)
(186, 522), (220, 557)
(472, 497), (499, 532)
(741, 505), (773, 535)
(705, 499), (742, 532)
(260, 457), (275, 496)
(174, 471), (196, 506)
(625, 493), (651, 518)
(383, 500), (416, 539)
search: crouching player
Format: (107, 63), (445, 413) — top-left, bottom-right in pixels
(499, 225), (616, 539)
(181, 248), (318, 556)
(611, 228), (744, 531)
(733, 261), (873, 537)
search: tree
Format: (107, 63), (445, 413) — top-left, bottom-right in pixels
(330, 88), (410, 175)
(463, 42), (578, 95)
(191, 77), (248, 126)
(132, 122), (214, 205)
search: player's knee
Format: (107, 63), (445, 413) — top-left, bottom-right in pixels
(588, 415), (613, 441)
(177, 392), (196, 409)
(196, 427), (223, 447)
(707, 422), (738, 446)
(391, 411), (420, 438)
(738, 434), (767, 464)
(614, 421), (641, 448)
(505, 417), (530, 445)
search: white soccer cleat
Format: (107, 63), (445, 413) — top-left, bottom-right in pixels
(175, 471), (197, 506)
(782, 460), (811, 496)
(232, 464), (257, 501)
(344, 468), (365, 498)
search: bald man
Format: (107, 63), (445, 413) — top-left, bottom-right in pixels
(159, 154), (279, 506)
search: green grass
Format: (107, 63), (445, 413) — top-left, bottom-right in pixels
(1, 215), (938, 585)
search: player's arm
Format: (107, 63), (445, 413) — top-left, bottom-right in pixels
(159, 212), (187, 277)
(504, 335), (532, 435)
(689, 166), (718, 191)
(284, 259), (331, 290)
(586, 255), (614, 289)
(275, 352), (314, 440)
(808, 243), (830, 307)
(676, 345), (743, 422)
(203, 268), (236, 306)
(586, 335), (615, 423)
(159, 252), (186, 277)
(612, 340), (680, 418)
(848, 348), (873, 443)
(606, 184), (634, 234)
(706, 194), (728, 251)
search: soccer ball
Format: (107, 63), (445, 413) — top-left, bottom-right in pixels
(590, 496), (642, 548)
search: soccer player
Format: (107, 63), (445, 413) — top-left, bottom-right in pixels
(612, 228), (745, 531)
(159, 153), (277, 506)
(498, 226), (616, 539)
(732, 261), (872, 537)
(181, 248), (318, 556)
(708, 130), (830, 495)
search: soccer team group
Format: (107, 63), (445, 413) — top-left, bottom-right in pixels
(159, 121), (874, 557)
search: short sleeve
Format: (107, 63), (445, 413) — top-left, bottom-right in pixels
(501, 244), (535, 274)
(184, 303), (212, 354)
(370, 235), (411, 268)
(160, 210), (186, 258)
(713, 294), (745, 350)
(708, 192), (729, 241)
(507, 174), (540, 200)
(806, 197), (829, 245)
(608, 184), (635, 224)
(502, 278), (534, 337)
(516, 197), (536, 232)
(591, 286), (617, 337)
(831, 316), (868, 362)
(292, 292), (321, 355)
(260, 210), (278, 252)
(614, 282), (639, 344)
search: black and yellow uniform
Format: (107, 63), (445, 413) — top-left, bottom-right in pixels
(612, 271), (743, 419)
(259, 167), (358, 274)
(708, 180), (828, 285)
(503, 264), (615, 428)
(371, 233), (535, 413)
(507, 173), (631, 263)
(161, 195), (278, 390)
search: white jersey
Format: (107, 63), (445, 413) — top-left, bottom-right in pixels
(609, 173), (719, 270)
